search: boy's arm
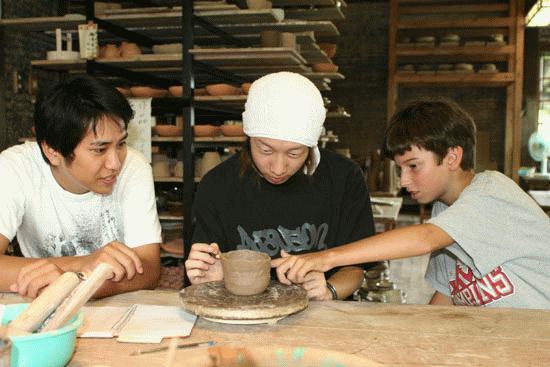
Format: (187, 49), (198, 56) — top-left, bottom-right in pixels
(429, 291), (453, 305)
(327, 266), (364, 300)
(274, 223), (454, 284)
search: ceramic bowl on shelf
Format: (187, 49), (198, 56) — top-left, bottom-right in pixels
(205, 83), (241, 96)
(130, 86), (168, 98)
(312, 63), (338, 73)
(194, 88), (207, 96)
(119, 41), (141, 58)
(153, 125), (183, 137)
(246, 0), (272, 10)
(169, 85), (183, 97)
(46, 50), (80, 61)
(152, 43), (182, 55)
(318, 43), (337, 58)
(115, 87), (132, 97)
(193, 124), (221, 137)
(241, 83), (252, 95)
(455, 63), (474, 72)
(221, 124), (244, 137)
(98, 43), (119, 59)
(416, 36), (435, 43)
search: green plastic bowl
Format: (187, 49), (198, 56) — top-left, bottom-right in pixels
(2, 303), (83, 367)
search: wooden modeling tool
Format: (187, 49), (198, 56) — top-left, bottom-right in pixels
(8, 272), (81, 336)
(42, 263), (114, 332)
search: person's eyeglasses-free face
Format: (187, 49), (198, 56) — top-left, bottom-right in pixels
(49, 116), (128, 195)
(250, 137), (309, 185)
(394, 145), (451, 204)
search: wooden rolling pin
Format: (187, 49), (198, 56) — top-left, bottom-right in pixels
(42, 263), (114, 332)
(8, 271), (81, 335)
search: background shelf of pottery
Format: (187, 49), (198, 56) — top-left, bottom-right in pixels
(0, 0), (350, 263)
(387, 0), (524, 179)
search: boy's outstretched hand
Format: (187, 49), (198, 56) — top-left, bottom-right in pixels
(272, 250), (331, 285)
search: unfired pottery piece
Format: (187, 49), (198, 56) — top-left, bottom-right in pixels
(205, 83), (241, 96)
(312, 63), (339, 73)
(319, 43), (337, 58)
(221, 250), (270, 296)
(119, 42), (141, 58)
(221, 124), (244, 137)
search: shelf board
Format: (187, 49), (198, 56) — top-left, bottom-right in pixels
(397, 17), (512, 29)
(159, 214), (184, 221)
(396, 44), (514, 56)
(271, 0), (340, 6)
(194, 136), (247, 143)
(284, 6), (345, 21)
(398, 4), (508, 15)
(190, 47), (307, 66)
(395, 72), (515, 86)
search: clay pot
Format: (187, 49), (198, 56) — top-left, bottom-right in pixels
(153, 160), (170, 178)
(130, 86), (168, 98)
(119, 42), (141, 58)
(241, 83), (252, 95)
(220, 249), (271, 296)
(312, 63), (339, 73)
(153, 125), (183, 137)
(197, 151), (222, 177)
(205, 83), (241, 96)
(260, 30), (280, 48)
(280, 32), (296, 50)
(99, 43), (119, 59)
(318, 43), (337, 58)
(194, 88), (207, 96)
(246, 0), (272, 9)
(193, 124), (221, 137)
(152, 43), (182, 54)
(173, 161), (184, 177)
(221, 124), (244, 137)
(169, 85), (183, 97)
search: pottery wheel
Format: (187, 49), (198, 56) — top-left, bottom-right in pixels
(179, 281), (308, 323)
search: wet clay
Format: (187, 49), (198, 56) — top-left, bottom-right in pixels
(220, 250), (270, 296)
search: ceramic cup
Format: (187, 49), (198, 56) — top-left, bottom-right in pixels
(0, 338), (11, 367)
(221, 249), (271, 296)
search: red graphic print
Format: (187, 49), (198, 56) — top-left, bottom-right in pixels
(449, 262), (515, 306)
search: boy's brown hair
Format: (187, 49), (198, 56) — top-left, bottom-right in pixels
(383, 99), (477, 170)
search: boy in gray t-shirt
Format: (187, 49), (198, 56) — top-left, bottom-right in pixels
(273, 99), (550, 309)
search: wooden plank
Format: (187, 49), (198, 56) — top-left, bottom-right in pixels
(395, 45), (514, 56)
(387, 0), (399, 120)
(2, 290), (547, 367)
(399, 4), (509, 15)
(194, 20), (340, 38)
(190, 47), (306, 66)
(271, 0), (337, 6)
(0, 14), (83, 31)
(395, 72), (515, 86)
(398, 17), (513, 29)
(284, 6), (345, 21)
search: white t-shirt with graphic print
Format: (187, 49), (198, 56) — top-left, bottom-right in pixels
(425, 170), (550, 309)
(0, 142), (161, 258)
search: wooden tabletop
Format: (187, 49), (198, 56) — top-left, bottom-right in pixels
(2, 289), (549, 366)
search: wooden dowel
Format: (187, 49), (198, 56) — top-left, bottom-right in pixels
(8, 272), (81, 334)
(42, 263), (114, 332)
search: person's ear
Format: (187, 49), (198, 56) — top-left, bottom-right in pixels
(40, 141), (62, 166)
(446, 146), (463, 170)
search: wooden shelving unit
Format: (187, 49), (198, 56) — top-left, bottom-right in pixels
(387, 0), (525, 180)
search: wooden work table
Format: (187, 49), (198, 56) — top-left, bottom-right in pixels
(1, 289), (549, 366)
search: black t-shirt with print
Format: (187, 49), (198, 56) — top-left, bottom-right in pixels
(191, 148), (375, 271)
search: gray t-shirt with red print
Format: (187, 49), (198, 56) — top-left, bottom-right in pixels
(425, 170), (550, 309)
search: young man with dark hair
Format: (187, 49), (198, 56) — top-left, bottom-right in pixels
(274, 99), (550, 309)
(0, 75), (161, 298)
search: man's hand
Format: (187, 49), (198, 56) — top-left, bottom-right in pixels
(185, 243), (223, 284)
(272, 250), (330, 285)
(301, 271), (332, 301)
(78, 241), (143, 282)
(10, 259), (64, 298)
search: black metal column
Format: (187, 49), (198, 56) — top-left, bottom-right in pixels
(182, 0), (195, 286)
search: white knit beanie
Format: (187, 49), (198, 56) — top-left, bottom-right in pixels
(243, 72), (326, 172)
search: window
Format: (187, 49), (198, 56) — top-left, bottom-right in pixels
(538, 52), (550, 139)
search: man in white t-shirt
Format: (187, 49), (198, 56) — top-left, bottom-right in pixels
(0, 75), (162, 298)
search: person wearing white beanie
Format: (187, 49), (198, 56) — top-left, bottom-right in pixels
(186, 72), (376, 301)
